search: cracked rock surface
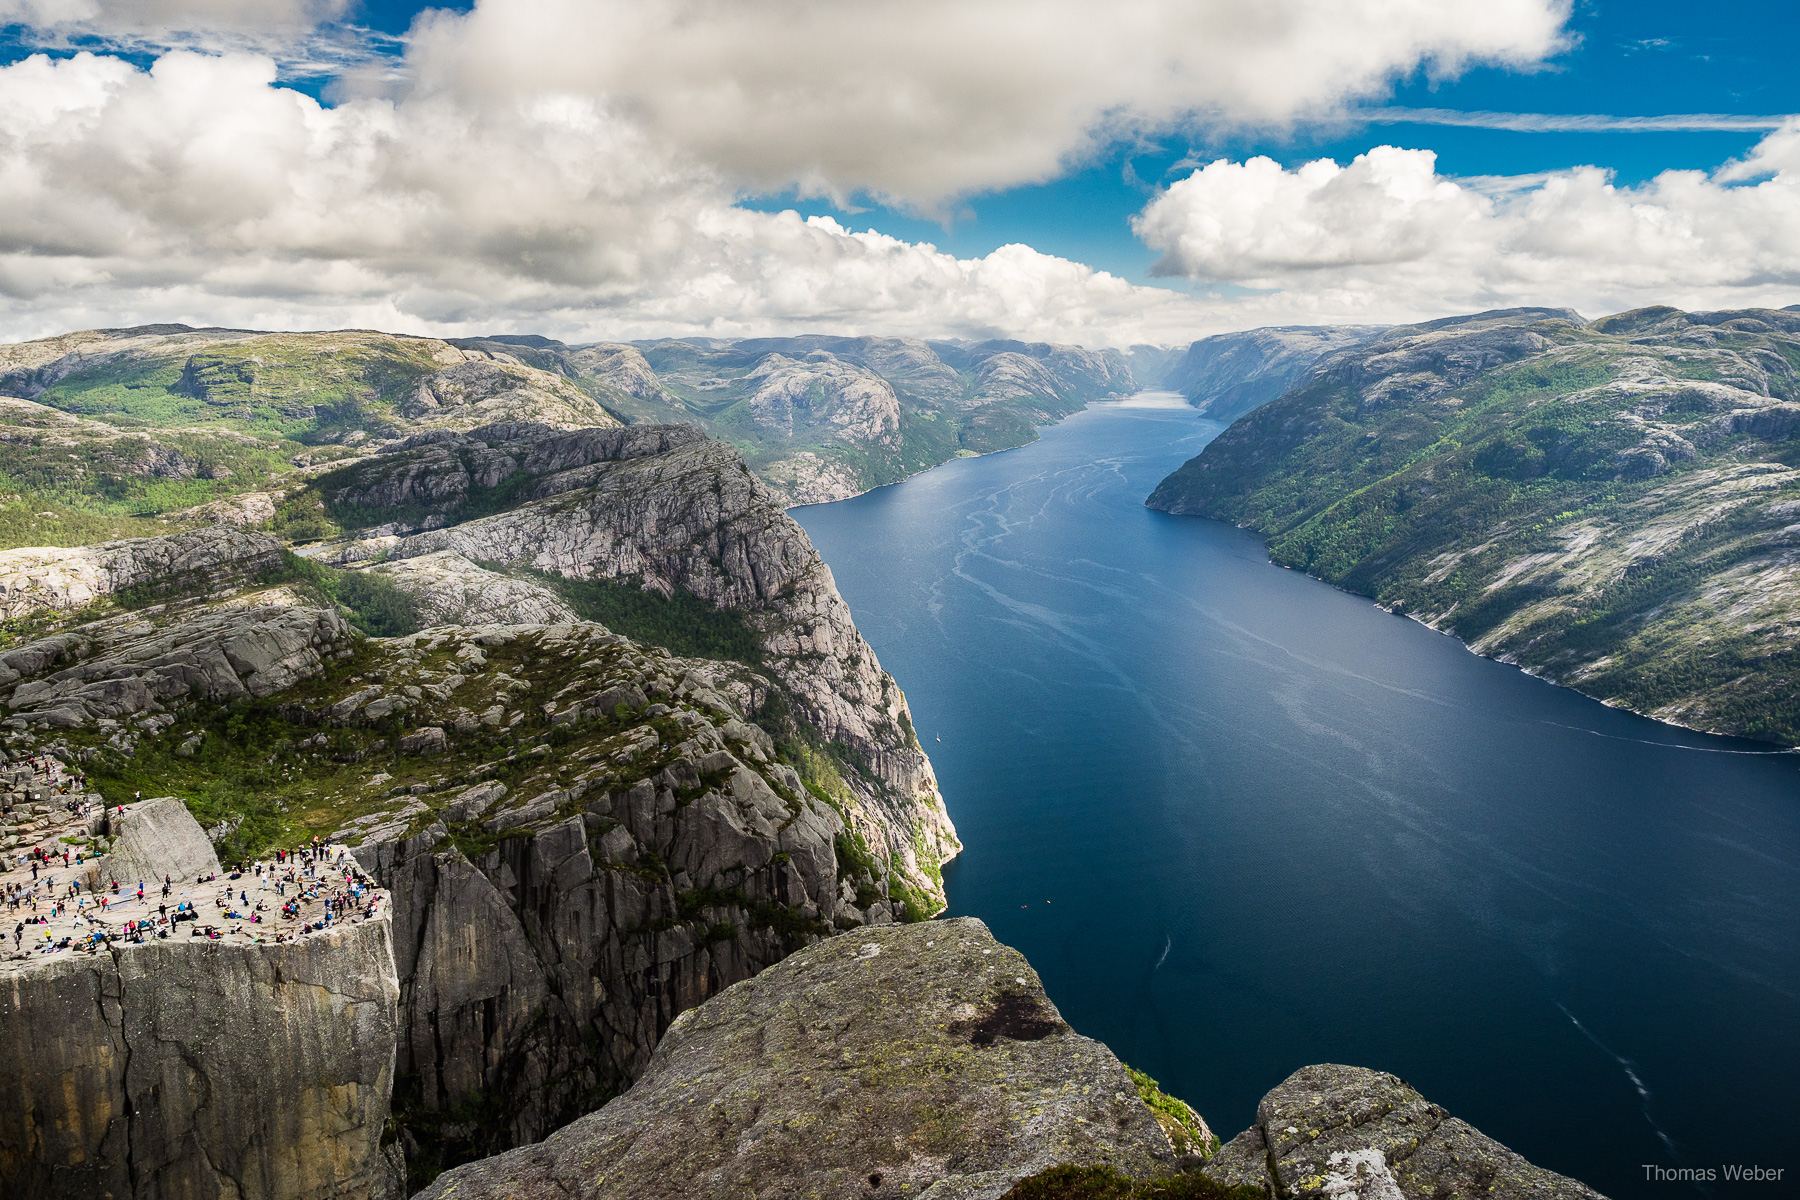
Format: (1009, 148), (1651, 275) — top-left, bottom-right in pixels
(306, 422), (959, 913)
(1203, 1064), (1606, 1200)
(417, 918), (1179, 1200)
(0, 526), (284, 620)
(0, 916), (403, 1200)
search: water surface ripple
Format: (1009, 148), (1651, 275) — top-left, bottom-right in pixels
(792, 396), (1800, 1199)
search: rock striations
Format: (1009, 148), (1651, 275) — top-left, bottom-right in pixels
(1, 920), (404, 1200)
(0, 797), (404, 1200)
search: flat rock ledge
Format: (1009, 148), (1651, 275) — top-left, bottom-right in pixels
(1203, 1063), (1608, 1200)
(419, 917), (1180, 1200)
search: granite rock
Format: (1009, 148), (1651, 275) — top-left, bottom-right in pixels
(417, 918), (1179, 1200)
(89, 795), (222, 889)
(0, 526), (285, 619)
(0, 916), (404, 1200)
(1203, 1064), (1607, 1200)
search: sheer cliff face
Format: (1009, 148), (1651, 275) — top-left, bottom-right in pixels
(0, 919), (404, 1200)
(0, 417), (958, 1182)
(417, 920), (1608, 1200)
(417, 919), (1184, 1200)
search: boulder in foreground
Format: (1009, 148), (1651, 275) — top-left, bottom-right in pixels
(1203, 1063), (1606, 1200)
(418, 917), (1181, 1200)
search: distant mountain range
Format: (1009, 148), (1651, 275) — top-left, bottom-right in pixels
(0, 323), (1395, 520)
(452, 333), (1143, 503)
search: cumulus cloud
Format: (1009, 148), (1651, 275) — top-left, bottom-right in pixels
(0, 0), (1578, 344)
(0, 0), (389, 78)
(406, 0), (1570, 208)
(0, 50), (1230, 344)
(1133, 134), (1800, 320)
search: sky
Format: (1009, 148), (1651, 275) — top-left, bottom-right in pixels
(1, 0), (1798, 347)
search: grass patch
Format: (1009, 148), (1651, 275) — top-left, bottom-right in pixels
(515, 567), (763, 665)
(1128, 1068), (1218, 1157)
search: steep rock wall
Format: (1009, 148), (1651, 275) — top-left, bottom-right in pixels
(313, 622), (893, 1176)
(316, 426), (958, 911)
(406, 437), (956, 903)
(416, 918), (1182, 1200)
(0, 917), (403, 1200)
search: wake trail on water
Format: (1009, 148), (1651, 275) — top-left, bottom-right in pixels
(1556, 1003), (1686, 1167)
(1155, 936), (1172, 971)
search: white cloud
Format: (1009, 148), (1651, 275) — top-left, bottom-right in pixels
(0, 0), (353, 39)
(0, 1), (390, 78)
(0, 50), (1234, 345)
(0, 1), (1579, 345)
(406, 0), (1571, 209)
(1132, 133), (1800, 320)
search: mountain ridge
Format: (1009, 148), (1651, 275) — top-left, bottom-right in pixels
(1149, 304), (1800, 744)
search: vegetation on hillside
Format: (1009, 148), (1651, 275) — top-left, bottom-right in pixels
(1149, 307), (1800, 743)
(516, 567), (764, 665)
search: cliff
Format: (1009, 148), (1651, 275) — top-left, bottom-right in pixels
(292, 421), (959, 915)
(0, 497), (957, 1185)
(416, 919), (1185, 1200)
(1, 906), (403, 1200)
(1162, 325), (1379, 425)
(417, 920), (1607, 1200)
(1148, 305), (1800, 744)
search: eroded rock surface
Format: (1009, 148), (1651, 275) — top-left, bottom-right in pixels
(370, 551), (578, 627)
(1203, 1064), (1606, 1200)
(0, 526), (284, 619)
(305, 423), (958, 913)
(418, 918), (1179, 1200)
(0, 585), (354, 732)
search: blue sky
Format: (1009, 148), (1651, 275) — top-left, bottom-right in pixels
(737, 0), (1800, 283)
(227, 0), (1800, 283)
(2, 1), (1799, 344)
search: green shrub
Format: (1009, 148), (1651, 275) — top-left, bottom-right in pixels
(1128, 1068), (1218, 1157)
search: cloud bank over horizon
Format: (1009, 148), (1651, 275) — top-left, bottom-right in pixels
(1, 0), (1797, 347)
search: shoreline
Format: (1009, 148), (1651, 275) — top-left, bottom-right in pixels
(1241, 535), (1800, 753)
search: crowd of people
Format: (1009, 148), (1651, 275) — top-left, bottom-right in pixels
(2, 785), (386, 960)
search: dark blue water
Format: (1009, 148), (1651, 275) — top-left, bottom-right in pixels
(792, 395), (1800, 1200)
